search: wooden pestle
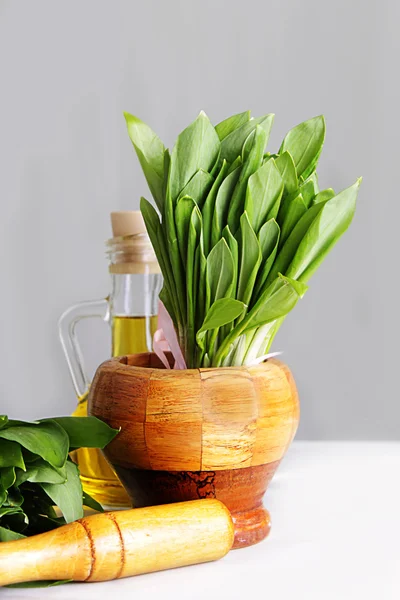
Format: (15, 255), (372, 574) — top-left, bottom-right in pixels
(0, 500), (234, 586)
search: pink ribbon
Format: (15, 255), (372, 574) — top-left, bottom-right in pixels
(153, 301), (187, 369)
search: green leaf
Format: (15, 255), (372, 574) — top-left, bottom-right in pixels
(41, 461), (83, 524)
(6, 579), (72, 588)
(280, 115), (326, 179)
(43, 416), (118, 451)
(300, 172), (319, 207)
(286, 179), (362, 282)
(312, 188), (335, 204)
(0, 525), (25, 541)
(275, 151), (298, 194)
(202, 160), (229, 255)
(175, 195), (196, 267)
(1, 510), (27, 532)
(278, 192), (307, 247)
(237, 212), (261, 306)
(253, 219), (281, 297)
(245, 158), (284, 233)
(0, 439), (25, 470)
(0, 421), (68, 469)
(267, 201), (327, 283)
(16, 459), (67, 485)
(207, 238), (235, 303)
(215, 111), (251, 140)
(0, 415), (9, 430)
(141, 197), (181, 325)
(228, 126), (267, 233)
(211, 163), (241, 248)
(178, 169), (214, 208)
(222, 225), (239, 298)
(243, 274), (308, 331)
(1, 467), (15, 490)
(124, 112), (166, 212)
(186, 207), (202, 366)
(6, 486), (24, 507)
(196, 299), (246, 350)
(0, 506), (23, 517)
(168, 111), (220, 202)
(220, 114), (274, 164)
(196, 244), (209, 332)
(82, 490), (104, 513)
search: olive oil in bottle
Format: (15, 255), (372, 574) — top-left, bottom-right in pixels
(60, 212), (162, 506)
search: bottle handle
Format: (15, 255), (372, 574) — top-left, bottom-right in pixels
(58, 298), (110, 399)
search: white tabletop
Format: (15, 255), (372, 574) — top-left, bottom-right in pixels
(3, 441), (400, 600)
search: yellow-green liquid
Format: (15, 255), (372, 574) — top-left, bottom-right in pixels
(71, 315), (158, 507)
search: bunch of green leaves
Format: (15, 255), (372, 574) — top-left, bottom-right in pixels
(0, 414), (117, 542)
(125, 110), (361, 367)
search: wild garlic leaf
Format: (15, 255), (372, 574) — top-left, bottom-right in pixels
(222, 225), (239, 298)
(278, 192), (307, 247)
(196, 244), (209, 331)
(237, 212), (261, 306)
(0, 416), (8, 430)
(312, 188), (335, 204)
(0, 439), (25, 470)
(15, 459), (67, 485)
(82, 491), (104, 513)
(124, 113), (166, 212)
(0, 421), (68, 469)
(227, 155), (242, 174)
(175, 195), (196, 267)
(42, 416), (118, 451)
(196, 299), (246, 350)
(280, 115), (326, 180)
(186, 207), (202, 365)
(286, 179), (362, 282)
(220, 114), (274, 164)
(202, 160), (229, 255)
(228, 126), (267, 234)
(275, 151), (298, 194)
(169, 111), (220, 202)
(141, 195), (181, 327)
(253, 219), (281, 297)
(245, 158), (284, 233)
(211, 163), (241, 248)
(40, 461), (83, 524)
(268, 200), (327, 283)
(215, 111), (251, 140)
(300, 172), (319, 207)
(1, 467), (15, 490)
(207, 238), (235, 302)
(177, 169), (214, 208)
(0, 526), (25, 542)
(164, 191), (186, 324)
(243, 274), (307, 331)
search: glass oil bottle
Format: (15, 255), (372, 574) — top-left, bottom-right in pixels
(59, 212), (162, 506)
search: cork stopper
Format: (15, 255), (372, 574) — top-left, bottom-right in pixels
(107, 210), (160, 275)
(110, 211), (147, 238)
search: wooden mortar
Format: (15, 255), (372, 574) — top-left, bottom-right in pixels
(89, 353), (299, 548)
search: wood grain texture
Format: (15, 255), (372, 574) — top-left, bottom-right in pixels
(89, 353), (299, 548)
(0, 500), (233, 586)
(114, 462), (279, 549)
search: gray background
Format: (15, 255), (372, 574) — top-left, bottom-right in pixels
(0, 0), (397, 439)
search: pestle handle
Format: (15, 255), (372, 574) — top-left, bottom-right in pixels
(0, 499), (234, 586)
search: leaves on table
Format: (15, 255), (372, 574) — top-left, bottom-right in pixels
(0, 415), (118, 544)
(0, 421), (68, 469)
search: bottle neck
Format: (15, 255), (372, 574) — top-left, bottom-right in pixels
(106, 232), (161, 318)
(110, 271), (161, 318)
